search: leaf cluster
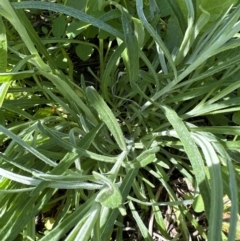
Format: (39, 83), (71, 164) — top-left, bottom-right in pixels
(0, 0), (240, 240)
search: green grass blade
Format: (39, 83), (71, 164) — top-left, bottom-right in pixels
(101, 42), (125, 101)
(136, 0), (177, 79)
(40, 71), (98, 125)
(192, 133), (223, 241)
(0, 70), (36, 83)
(67, 202), (101, 241)
(190, 126), (240, 136)
(227, 158), (239, 241)
(42, 86), (79, 119)
(0, 16), (7, 72)
(0, 82), (10, 108)
(100, 168), (138, 240)
(160, 105), (211, 215)
(174, 0), (195, 66)
(11, 1), (124, 39)
(0, 1), (47, 70)
(86, 86), (127, 151)
(39, 195), (97, 241)
(0, 125), (57, 167)
(0, 15), (9, 108)
(129, 201), (154, 241)
(37, 121), (116, 163)
(121, 9), (139, 89)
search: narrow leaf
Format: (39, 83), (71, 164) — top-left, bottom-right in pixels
(86, 86), (127, 151)
(0, 70), (35, 83)
(160, 105), (210, 215)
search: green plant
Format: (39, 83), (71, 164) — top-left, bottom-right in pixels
(0, 0), (240, 240)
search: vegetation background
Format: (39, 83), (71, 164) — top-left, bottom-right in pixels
(0, 0), (240, 240)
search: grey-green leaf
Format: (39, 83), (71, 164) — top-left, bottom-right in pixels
(86, 86), (127, 151)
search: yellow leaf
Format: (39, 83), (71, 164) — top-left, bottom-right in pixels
(44, 217), (55, 230)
